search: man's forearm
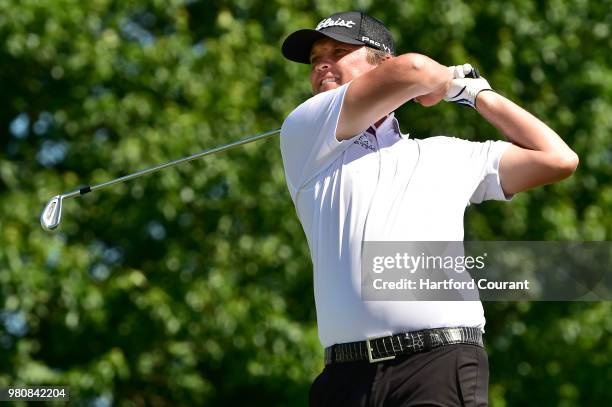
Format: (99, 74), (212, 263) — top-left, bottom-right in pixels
(475, 91), (579, 194)
(396, 53), (453, 97)
(476, 91), (576, 159)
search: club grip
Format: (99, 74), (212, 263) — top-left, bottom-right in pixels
(466, 68), (480, 79)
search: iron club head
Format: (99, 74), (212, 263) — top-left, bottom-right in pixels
(40, 195), (63, 231)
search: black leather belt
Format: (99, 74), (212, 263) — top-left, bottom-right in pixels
(324, 327), (483, 365)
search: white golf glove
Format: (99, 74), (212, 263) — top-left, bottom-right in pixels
(444, 64), (493, 109)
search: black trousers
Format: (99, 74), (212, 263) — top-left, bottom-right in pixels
(309, 344), (489, 407)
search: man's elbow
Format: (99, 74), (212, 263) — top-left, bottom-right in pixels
(552, 151), (579, 179)
(397, 53), (428, 72)
(391, 54), (438, 90)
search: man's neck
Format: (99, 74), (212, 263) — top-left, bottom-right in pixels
(374, 116), (387, 128)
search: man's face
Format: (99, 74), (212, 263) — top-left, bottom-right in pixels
(309, 38), (376, 95)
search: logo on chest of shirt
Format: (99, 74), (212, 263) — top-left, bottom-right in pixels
(353, 134), (376, 152)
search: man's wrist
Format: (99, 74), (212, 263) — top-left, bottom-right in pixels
(444, 69), (492, 109)
(474, 89), (497, 111)
(442, 67), (454, 96)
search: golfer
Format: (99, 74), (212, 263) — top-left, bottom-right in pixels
(279, 11), (578, 406)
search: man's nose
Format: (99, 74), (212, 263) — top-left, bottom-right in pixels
(314, 60), (331, 72)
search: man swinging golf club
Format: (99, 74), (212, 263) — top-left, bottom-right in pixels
(280, 11), (578, 406)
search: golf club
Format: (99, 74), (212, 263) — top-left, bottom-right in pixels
(40, 128), (280, 232)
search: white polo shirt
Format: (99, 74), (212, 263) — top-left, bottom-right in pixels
(280, 82), (511, 347)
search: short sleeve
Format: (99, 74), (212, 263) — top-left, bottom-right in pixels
(280, 83), (354, 198)
(469, 140), (513, 203)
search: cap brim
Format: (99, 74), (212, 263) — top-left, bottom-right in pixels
(281, 29), (364, 64)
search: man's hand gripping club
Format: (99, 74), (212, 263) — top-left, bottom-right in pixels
(415, 63), (492, 108)
(444, 64), (493, 109)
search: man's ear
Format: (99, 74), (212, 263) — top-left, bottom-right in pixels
(381, 54), (394, 64)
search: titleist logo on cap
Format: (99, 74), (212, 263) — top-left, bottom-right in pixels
(316, 17), (356, 30)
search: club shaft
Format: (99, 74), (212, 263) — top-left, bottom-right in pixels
(61, 128), (280, 200)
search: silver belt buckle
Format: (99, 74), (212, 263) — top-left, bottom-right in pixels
(366, 334), (396, 363)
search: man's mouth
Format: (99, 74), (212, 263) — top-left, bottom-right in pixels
(320, 77), (338, 86)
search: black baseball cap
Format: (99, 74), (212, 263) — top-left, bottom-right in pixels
(282, 11), (396, 64)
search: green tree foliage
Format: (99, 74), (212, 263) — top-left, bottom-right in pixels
(0, 0), (610, 405)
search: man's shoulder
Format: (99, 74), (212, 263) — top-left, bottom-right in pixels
(416, 135), (474, 150)
(413, 136), (493, 164)
(418, 135), (497, 150)
(282, 84), (350, 132)
(416, 136), (511, 169)
(419, 135), (469, 144)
